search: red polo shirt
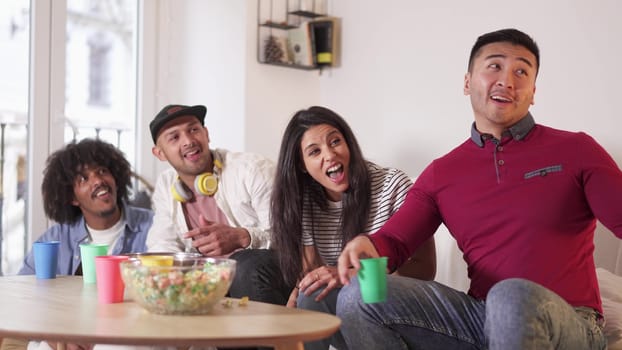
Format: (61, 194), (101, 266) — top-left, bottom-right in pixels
(371, 113), (622, 313)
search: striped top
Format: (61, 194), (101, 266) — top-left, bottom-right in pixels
(301, 161), (413, 266)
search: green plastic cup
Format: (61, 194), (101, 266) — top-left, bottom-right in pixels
(79, 243), (109, 284)
(357, 257), (388, 303)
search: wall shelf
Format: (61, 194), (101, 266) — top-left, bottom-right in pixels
(288, 10), (324, 18)
(260, 21), (297, 30)
(257, 0), (338, 71)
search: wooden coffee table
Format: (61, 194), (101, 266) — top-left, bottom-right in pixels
(0, 275), (340, 350)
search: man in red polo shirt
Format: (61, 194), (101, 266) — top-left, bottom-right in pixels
(336, 28), (621, 350)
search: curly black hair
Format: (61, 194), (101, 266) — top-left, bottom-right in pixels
(41, 138), (132, 224)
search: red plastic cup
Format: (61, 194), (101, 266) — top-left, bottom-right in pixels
(95, 255), (129, 303)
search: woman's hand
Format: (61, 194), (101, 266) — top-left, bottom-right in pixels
(286, 286), (299, 308)
(297, 265), (342, 302)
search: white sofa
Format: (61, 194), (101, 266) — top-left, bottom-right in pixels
(434, 223), (622, 348)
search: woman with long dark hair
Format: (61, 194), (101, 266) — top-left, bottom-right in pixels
(270, 106), (435, 350)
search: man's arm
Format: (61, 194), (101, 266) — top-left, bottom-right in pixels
(371, 182), (442, 272)
(238, 154), (275, 249)
(146, 170), (188, 252)
(367, 165), (437, 280)
(183, 215), (251, 256)
(393, 238), (437, 280)
(579, 133), (622, 239)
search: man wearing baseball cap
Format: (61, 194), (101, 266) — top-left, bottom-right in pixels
(147, 104), (290, 306)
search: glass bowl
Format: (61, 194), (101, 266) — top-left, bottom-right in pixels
(124, 252), (203, 266)
(120, 256), (236, 315)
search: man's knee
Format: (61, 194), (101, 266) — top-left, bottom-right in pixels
(231, 249), (278, 279)
(228, 249), (289, 305)
(231, 249), (275, 268)
(486, 278), (555, 326)
(336, 278), (362, 318)
(297, 287), (339, 314)
(488, 278), (544, 308)
(296, 292), (321, 311)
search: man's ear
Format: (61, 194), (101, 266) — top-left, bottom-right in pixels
(152, 145), (168, 162)
(204, 126), (210, 144)
(463, 72), (471, 96)
(531, 85), (536, 105)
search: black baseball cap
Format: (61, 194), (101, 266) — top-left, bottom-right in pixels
(150, 104), (207, 143)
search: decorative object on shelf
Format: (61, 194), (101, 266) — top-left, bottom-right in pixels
(287, 21), (315, 67)
(264, 35), (288, 63)
(309, 16), (339, 67)
(257, 0), (339, 71)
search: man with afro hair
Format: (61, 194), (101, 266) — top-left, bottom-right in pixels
(18, 138), (153, 275)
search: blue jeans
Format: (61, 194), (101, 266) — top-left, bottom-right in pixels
(336, 276), (606, 350)
(297, 287), (347, 350)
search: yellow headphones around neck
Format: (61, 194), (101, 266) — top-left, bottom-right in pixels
(171, 159), (223, 202)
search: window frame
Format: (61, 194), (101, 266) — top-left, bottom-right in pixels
(25, 0), (157, 246)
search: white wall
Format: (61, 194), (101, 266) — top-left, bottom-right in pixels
(145, 0), (248, 177)
(147, 0), (622, 273)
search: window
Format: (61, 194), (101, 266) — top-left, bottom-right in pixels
(65, 0), (137, 158)
(0, 0), (142, 275)
(88, 32), (112, 107)
(0, 0), (30, 275)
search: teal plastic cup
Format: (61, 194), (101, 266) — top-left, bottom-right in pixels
(79, 243), (109, 284)
(357, 257), (388, 303)
(33, 241), (60, 279)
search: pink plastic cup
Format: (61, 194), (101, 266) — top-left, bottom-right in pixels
(95, 255), (129, 304)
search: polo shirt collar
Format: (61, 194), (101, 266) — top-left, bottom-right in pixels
(470, 112), (536, 147)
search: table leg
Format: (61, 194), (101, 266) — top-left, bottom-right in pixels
(56, 342), (65, 350)
(273, 341), (304, 350)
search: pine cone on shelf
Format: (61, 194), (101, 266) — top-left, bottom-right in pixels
(264, 35), (285, 63)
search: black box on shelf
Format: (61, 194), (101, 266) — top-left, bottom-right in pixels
(309, 16), (340, 67)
